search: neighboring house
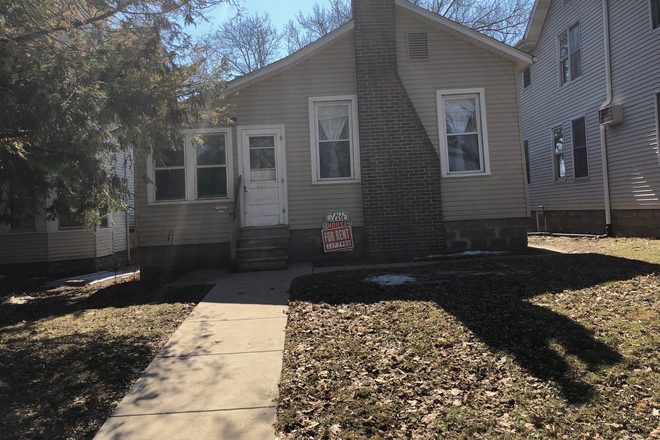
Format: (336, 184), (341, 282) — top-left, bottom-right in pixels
(518, 0), (660, 237)
(0, 152), (136, 274)
(136, 0), (534, 274)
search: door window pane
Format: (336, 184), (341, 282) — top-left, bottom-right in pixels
(197, 167), (227, 198)
(319, 141), (351, 178)
(249, 136), (276, 182)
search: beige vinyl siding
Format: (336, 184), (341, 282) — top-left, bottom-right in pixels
(520, 0), (607, 211)
(395, 10), (528, 221)
(226, 32), (363, 230)
(605, 0), (660, 209)
(48, 230), (96, 262)
(112, 212), (128, 252)
(0, 233), (48, 264)
(134, 161), (233, 247)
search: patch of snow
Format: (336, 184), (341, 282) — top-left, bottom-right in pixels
(366, 275), (417, 286)
(458, 251), (508, 256)
(416, 251), (509, 260)
(3, 296), (34, 305)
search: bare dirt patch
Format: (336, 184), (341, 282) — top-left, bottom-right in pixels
(0, 275), (212, 440)
(277, 252), (660, 439)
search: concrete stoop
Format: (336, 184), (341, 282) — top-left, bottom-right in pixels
(235, 226), (289, 272)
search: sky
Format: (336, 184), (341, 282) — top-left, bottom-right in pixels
(188, 0), (324, 36)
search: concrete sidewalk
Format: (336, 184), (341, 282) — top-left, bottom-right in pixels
(94, 264), (313, 440)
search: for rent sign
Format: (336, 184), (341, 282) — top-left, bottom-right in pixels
(322, 226), (354, 252)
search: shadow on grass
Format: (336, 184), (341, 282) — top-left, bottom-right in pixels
(0, 279), (208, 328)
(289, 253), (660, 404)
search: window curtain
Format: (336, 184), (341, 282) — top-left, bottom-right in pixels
(318, 105), (350, 178)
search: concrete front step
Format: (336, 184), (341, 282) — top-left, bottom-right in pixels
(235, 257), (288, 272)
(237, 246), (288, 260)
(238, 226), (290, 239)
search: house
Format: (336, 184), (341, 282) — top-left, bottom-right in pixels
(518, 0), (660, 237)
(135, 0), (534, 275)
(0, 152), (135, 274)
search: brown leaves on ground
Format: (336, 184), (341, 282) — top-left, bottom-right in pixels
(0, 277), (212, 440)
(276, 241), (660, 439)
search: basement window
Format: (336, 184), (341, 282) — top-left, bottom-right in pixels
(407, 32), (429, 61)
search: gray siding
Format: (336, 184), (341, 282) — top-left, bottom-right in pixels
(396, 10), (528, 221)
(606, 0), (660, 209)
(520, 0), (607, 211)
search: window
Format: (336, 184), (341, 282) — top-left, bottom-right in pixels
(652, 0), (660, 29)
(196, 134), (228, 198)
(58, 189), (83, 229)
(559, 23), (581, 85)
(572, 117), (589, 178)
(437, 88), (491, 177)
(553, 125), (566, 181)
(9, 179), (36, 231)
(524, 140), (531, 184)
(148, 129), (233, 204)
(309, 96), (360, 184)
(154, 141), (186, 201)
(523, 67), (531, 89)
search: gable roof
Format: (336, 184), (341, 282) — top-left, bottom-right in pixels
(515, 0), (551, 51)
(395, 0), (533, 64)
(228, 0), (533, 92)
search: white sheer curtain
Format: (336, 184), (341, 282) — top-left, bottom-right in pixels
(318, 105), (349, 178)
(445, 98), (475, 134)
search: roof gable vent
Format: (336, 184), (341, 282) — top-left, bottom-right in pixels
(408, 32), (429, 61)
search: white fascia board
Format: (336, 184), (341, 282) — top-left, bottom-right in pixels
(395, 0), (533, 64)
(227, 21), (355, 92)
(516, 0), (551, 52)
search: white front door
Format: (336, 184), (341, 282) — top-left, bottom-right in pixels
(240, 127), (286, 227)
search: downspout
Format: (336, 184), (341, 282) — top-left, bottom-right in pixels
(600, 0), (613, 236)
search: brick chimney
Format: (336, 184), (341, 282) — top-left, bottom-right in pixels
(353, 0), (445, 258)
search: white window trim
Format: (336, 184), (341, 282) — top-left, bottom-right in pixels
(558, 22), (581, 87)
(651, 0), (660, 32)
(436, 88), (491, 178)
(552, 124), (566, 182)
(570, 115), (589, 179)
(308, 95), (361, 185)
(147, 127), (234, 205)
